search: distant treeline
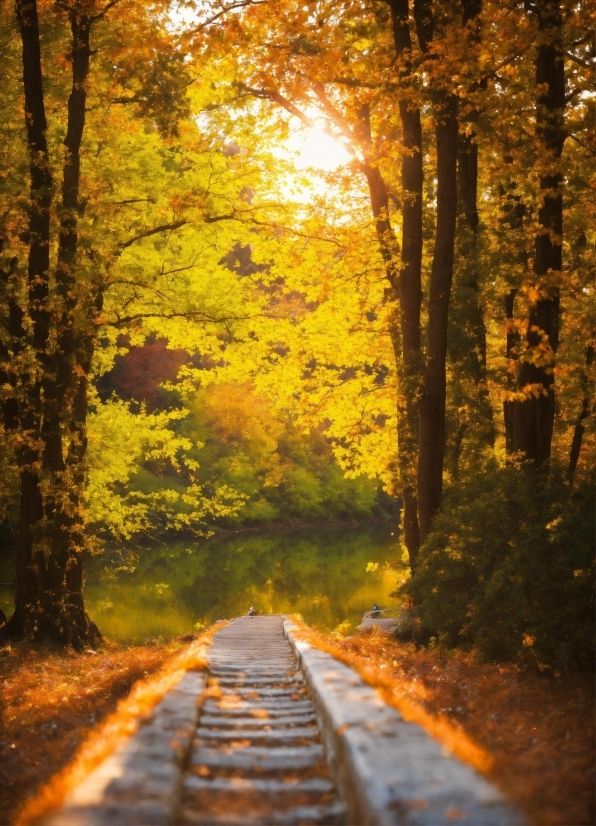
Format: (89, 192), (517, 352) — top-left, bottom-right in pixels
(97, 339), (395, 529)
(0, 340), (393, 560)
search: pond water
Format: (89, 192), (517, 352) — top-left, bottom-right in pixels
(0, 522), (407, 645)
(86, 522), (405, 644)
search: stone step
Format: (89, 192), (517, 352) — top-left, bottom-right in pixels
(209, 671), (300, 679)
(202, 699), (315, 715)
(199, 713), (317, 728)
(210, 635), (288, 641)
(211, 632), (287, 636)
(182, 783), (338, 822)
(225, 616), (284, 621)
(208, 663), (296, 671)
(181, 800), (347, 825)
(209, 657), (296, 674)
(208, 654), (293, 660)
(202, 704), (314, 717)
(211, 637), (287, 640)
(196, 726), (319, 743)
(213, 627), (286, 632)
(209, 648), (292, 654)
(209, 651), (294, 657)
(210, 648), (290, 651)
(209, 672), (296, 679)
(208, 676), (303, 687)
(209, 647), (293, 653)
(185, 776), (335, 795)
(213, 628), (289, 648)
(216, 687), (307, 698)
(208, 658), (296, 665)
(213, 628), (288, 648)
(201, 707), (316, 720)
(209, 662), (297, 670)
(213, 636), (287, 641)
(204, 694), (312, 705)
(209, 646), (292, 651)
(189, 744), (326, 773)
(219, 622), (284, 628)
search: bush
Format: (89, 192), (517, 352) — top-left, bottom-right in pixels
(404, 462), (595, 671)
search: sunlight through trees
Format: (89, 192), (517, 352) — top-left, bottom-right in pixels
(0, 0), (593, 667)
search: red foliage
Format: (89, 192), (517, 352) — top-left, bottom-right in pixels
(98, 339), (188, 410)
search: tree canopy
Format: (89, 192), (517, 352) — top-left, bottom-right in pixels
(0, 0), (593, 664)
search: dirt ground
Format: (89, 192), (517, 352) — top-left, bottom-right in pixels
(306, 627), (595, 826)
(0, 638), (186, 824)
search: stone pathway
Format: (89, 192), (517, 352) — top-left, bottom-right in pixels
(44, 615), (524, 826)
(181, 615), (346, 825)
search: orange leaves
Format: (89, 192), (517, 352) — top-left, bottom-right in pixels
(292, 618), (595, 826)
(1, 640), (181, 823)
(14, 624), (219, 825)
(502, 383), (549, 404)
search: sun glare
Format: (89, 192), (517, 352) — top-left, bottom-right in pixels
(285, 127), (351, 173)
(272, 126), (352, 202)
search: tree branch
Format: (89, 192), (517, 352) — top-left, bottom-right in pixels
(310, 81), (356, 144)
(565, 50), (594, 69)
(109, 308), (284, 328)
(118, 220), (189, 251)
(189, 1), (268, 34)
(234, 82), (317, 128)
(569, 133), (596, 157)
(236, 81), (358, 159)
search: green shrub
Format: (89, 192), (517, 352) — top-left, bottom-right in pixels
(404, 462), (595, 671)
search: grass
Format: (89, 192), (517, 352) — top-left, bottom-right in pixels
(295, 622), (595, 826)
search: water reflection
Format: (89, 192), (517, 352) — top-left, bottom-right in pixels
(84, 522), (404, 644)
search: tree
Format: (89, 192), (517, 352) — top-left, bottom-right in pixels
(1, 0), (102, 646)
(0, 0), (281, 644)
(198, 0), (496, 553)
(509, 0), (565, 465)
(1, 0), (593, 654)
(385, 0), (424, 566)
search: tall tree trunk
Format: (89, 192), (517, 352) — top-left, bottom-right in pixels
(3, 0), (53, 640)
(456, 0), (495, 452)
(503, 287), (518, 452)
(417, 94), (459, 541)
(510, 0), (565, 464)
(386, 0), (424, 569)
(42, 9), (92, 478)
(499, 172), (527, 451)
(38, 8), (98, 646)
(457, 131), (479, 234)
(456, 131), (495, 459)
(354, 101), (421, 571)
(567, 344), (594, 484)
(413, 0), (488, 540)
(457, 118), (486, 395)
(3, 0), (100, 646)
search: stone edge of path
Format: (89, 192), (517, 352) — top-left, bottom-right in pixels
(356, 617), (400, 633)
(42, 669), (206, 826)
(283, 618), (525, 826)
